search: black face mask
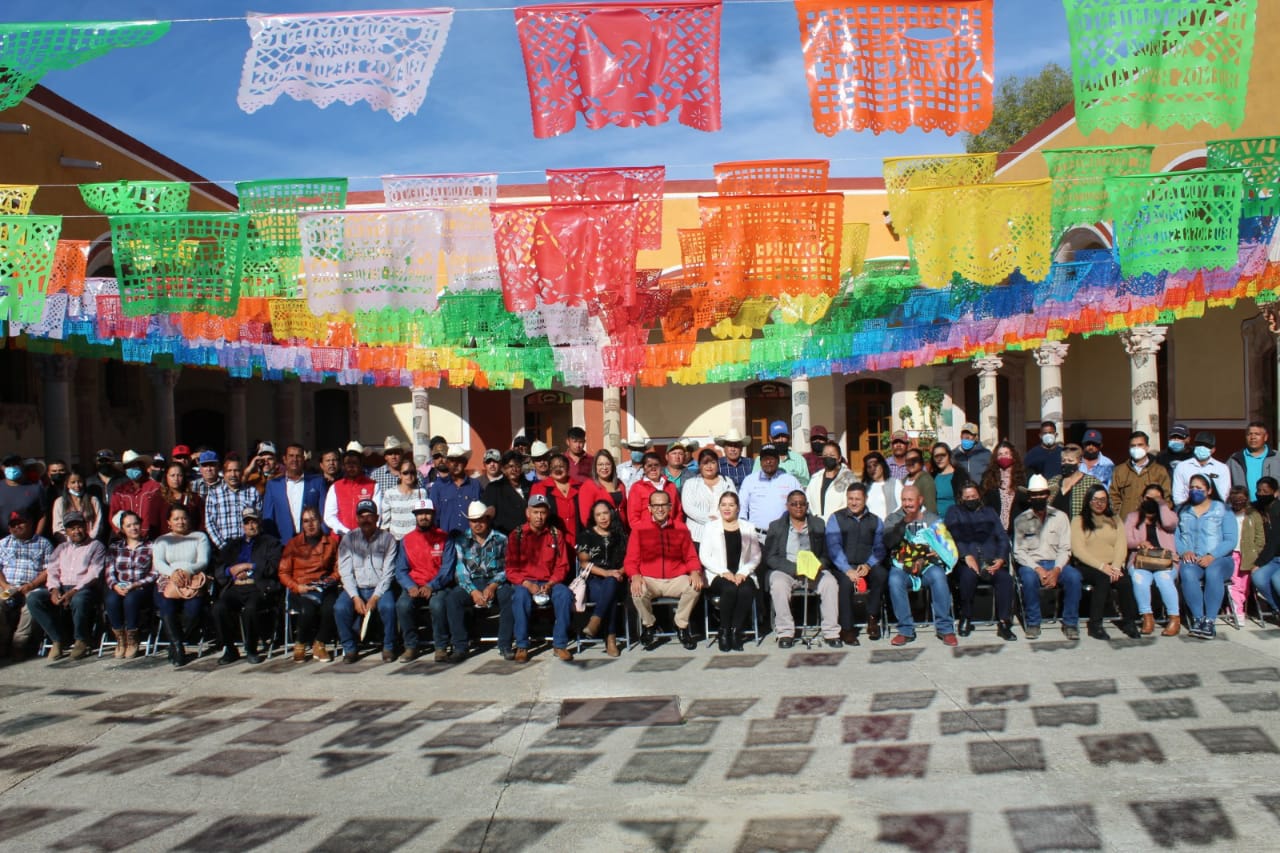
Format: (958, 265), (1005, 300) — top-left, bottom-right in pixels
(1028, 496), (1048, 511)
(822, 457), (839, 471)
(1256, 494), (1276, 511)
(1060, 463), (1078, 476)
(1082, 449), (1100, 461)
(1140, 499), (1160, 517)
(98, 462), (114, 475)
(962, 498), (982, 511)
(49, 474), (66, 487)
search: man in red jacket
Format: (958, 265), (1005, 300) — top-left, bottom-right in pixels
(627, 452), (682, 530)
(626, 491), (703, 650)
(505, 495), (572, 663)
(109, 450), (166, 539)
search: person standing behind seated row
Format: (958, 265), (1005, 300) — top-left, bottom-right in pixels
(806, 441), (856, 522)
(945, 483), (1015, 641)
(861, 452), (901, 520)
(263, 444), (327, 542)
(334, 500), (398, 663)
(738, 445), (801, 539)
(627, 452), (682, 530)
(381, 460), (428, 540)
(482, 451), (529, 535)
(531, 454), (581, 547)
(826, 483), (887, 644)
(764, 491), (839, 648)
(626, 491), (703, 651)
(505, 495), (573, 663)
(683, 449), (735, 545)
(52, 471), (103, 543)
(578, 450), (628, 531)
(980, 441), (1028, 532)
(429, 445), (482, 536)
(929, 443), (969, 521)
(1109, 431), (1171, 520)
(1176, 473), (1237, 639)
(700, 492), (760, 652)
(717, 430), (753, 491)
(1124, 484), (1181, 637)
(1070, 485), (1140, 641)
(277, 506), (339, 663)
(1011, 475), (1078, 640)
(324, 450), (380, 536)
(1050, 445), (1102, 520)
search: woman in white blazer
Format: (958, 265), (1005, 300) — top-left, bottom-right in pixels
(700, 492), (761, 652)
(682, 449), (736, 544)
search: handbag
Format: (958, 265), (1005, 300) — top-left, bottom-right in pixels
(1134, 547), (1175, 571)
(569, 567), (590, 613)
(162, 571), (207, 600)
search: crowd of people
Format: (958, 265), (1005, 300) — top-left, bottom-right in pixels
(0, 415), (1277, 668)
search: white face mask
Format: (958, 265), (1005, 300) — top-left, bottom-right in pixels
(1129, 446), (1147, 462)
(1040, 433), (1056, 447)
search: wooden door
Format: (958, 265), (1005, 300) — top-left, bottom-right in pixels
(845, 379), (892, 472)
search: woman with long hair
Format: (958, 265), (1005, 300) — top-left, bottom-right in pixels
(1070, 484), (1140, 640)
(531, 453), (581, 546)
(682, 449), (735, 544)
(1176, 473), (1238, 639)
(105, 510), (157, 658)
(980, 440), (1029, 531)
(575, 500), (628, 657)
(1124, 483), (1181, 636)
(699, 492), (762, 652)
(578, 449), (628, 530)
(861, 452), (901, 519)
(929, 442), (969, 520)
(159, 461), (204, 533)
(52, 469), (103, 542)
(151, 505), (211, 667)
(379, 460), (427, 540)
(278, 506), (339, 662)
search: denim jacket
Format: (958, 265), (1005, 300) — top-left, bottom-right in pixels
(1175, 500), (1237, 560)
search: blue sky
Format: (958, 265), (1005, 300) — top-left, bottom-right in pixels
(5, 1), (1071, 191)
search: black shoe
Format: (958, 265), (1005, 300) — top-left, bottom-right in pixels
(1120, 622), (1141, 639)
(824, 637), (844, 649)
(677, 627), (697, 651)
(778, 637), (795, 649)
(1087, 625), (1110, 641)
(217, 647), (240, 665)
(957, 617), (974, 637)
(639, 626), (658, 650)
(717, 630), (732, 653)
(730, 630), (746, 652)
(499, 647), (516, 661)
(245, 651), (264, 665)
(996, 621), (1017, 641)
(449, 649), (469, 663)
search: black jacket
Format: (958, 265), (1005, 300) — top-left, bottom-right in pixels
(216, 534), (283, 593)
(763, 513), (828, 577)
(481, 478), (529, 536)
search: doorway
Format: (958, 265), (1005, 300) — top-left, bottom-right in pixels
(845, 379), (893, 472)
(525, 390), (573, 447)
(745, 382), (791, 448)
(314, 389), (351, 454)
(179, 408), (226, 456)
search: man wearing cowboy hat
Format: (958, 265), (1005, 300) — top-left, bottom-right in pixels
(371, 435), (417, 495)
(108, 450), (166, 540)
(717, 429), (754, 491)
(429, 445), (482, 535)
(454, 500), (515, 659)
(618, 434), (651, 489)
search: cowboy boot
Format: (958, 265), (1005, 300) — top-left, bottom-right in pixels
(123, 629), (140, 659)
(112, 629), (126, 659)
(1161, 615), (1181, 636)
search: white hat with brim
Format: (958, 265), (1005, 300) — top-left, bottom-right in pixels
(465, 500), (493, 520)
(624, 434), (651, 450)
(717, 429), (750, 446)
(121, 450), (146, 467)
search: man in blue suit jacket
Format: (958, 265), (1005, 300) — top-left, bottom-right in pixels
(263, 443), (328, 541)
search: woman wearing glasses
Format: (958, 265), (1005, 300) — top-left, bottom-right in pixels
(1069, 485), (1141, 640)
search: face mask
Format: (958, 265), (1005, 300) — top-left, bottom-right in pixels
(98, 462), (114, 475)
(69, 488), (83, 498)
(1230, 499), (1249, 513)
(1140, 499), (1160, 516)
(150, 470), (164, 483)
(960, 439), (975, 452)
(1188, 488), (1206, 505)
(822, 457), (839, 471)
(996, 457), (1014, 469)
(1061, 463), (1078, 476)
(1168, 440), (1186, 454)
(962, 499), (982, 511)
(630, 451), (644, 464)
(1193, 446), (1212, 462)
(1040, 433), (1057, 447)
(1257, 494), (1276, 510)
(125, 468), (144, 482)
(1028, 496), (1048, 511)
(3, 467), (20, 482)
(1082, 449), (1100, 461)
(50, 474), (66, 487)
(1129, 446), (1147, 462)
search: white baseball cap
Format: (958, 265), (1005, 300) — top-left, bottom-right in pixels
(411, 498), (435, 514)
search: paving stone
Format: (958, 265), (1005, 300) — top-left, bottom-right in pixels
(1079, 732), (1165, 766)
(144, 718), (241, 744)
(1256, 794), (1280, 824)
(775, 695), (844, 718)
(1129, 698), (1198, 721)
(706, 654), (766, 669)
(172, 749), (284, 778)
(1222, 667), (1280, 684)
(45, 689), (95, 698)
(1003, 804), (1102, 852)
(423, 721), (518, 748)
(851, 744), (930, 779)
(637, 720), (719, 748)
(1140, 673), (1201, 693)
(317, 700), (408, 724)
(153, 695), (249, 716)
(234, 721), (330, 747)
(745, 718), (817, 746)
(505, 751), (601, 783)
(312, 751), (389, 778)
(630, 657), (692, 673)
(1031, 703), (1099, 728)
(685, 698), (759, 718)
(968, 684), (1030, 705)
(174, 815), (309, 851)
(0, 746), (88, 774)
(441, 819), (558, 853)
(324, 721), (421, 749)
(310, 818), (436, 853)
(424, 752), (499, 775)
(877, 811), (969, 853)
(870, 690), (936, 711)
(405, 701), (494, 722)
(470, 660), (529, 675)
(785, 652), (845, 668)
(0, 807), (77, 839)
(1216, 691), (1280, 713)
(559, 696), (681, 728)
(735, 817), (837, 853)
(0, 713), (76, 736)
(59, 748), (179, 776)
(726, 748), (813, 778)
(50, 810), (194, 851)
(841, 714), (911, 743)
(84, 693), (171, 713)
(1188, 726), (1279, 755)
(1128, 798), (1234, 847)
(1056, 679), (1117, 699)
(968, 738), (1047, 774)
(499, 701), (561, 724)
(939, 709), (1006, 736)
(615, 750), (708, 785)
(233, 698), (329, 721)
(618, 820), (707, 853)
(534, 726), (616, 749)
(870, 648), (925, 663)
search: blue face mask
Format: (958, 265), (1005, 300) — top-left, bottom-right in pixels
(1188, 488), (1206, 505)
(125, 467), (145, 482)
(960, 439), (975, 452)
(3, 467), (20, 482)
(1167, 440), (1185, 454)
(1193, 446), (1212, 462)
(630, 451), (645, 465)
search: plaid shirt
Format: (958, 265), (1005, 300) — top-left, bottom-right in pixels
(204, 484), (263, 549)
(719, 457), (754, 491)
(192, 476), (221, 499)
(107, 540), (157, 589)
(0, 534), (54, 586)
(452, 528), (507, 593)
(371, 464), (417, 496)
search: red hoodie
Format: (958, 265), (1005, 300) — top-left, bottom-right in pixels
(624, 519), (700, 580)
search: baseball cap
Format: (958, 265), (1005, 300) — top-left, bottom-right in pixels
(1194, 430), (1217, 447)
(465, 500), (491, 520)
(810, 425), (829, 440)
(758, 444), (781, 458)
(890, 430), (909, 443)
(666, 439), (686, 452)
(198, 450), (220, 466)
(769, 420), (790, 438)
(255, 441), (277, 456)
(411, 498), (435, 514)
(62, 510), (85, 527)
(960, 423), (979, 435)
(355, 499), (379, 516)
(8, 511), (27, 525)
(512, 434), (532, 448)
(241, 507), (262, 521)
(483, 449), (502, 463)
(171, 445), (191, 457)
(1082, 429), (1103, 446)
(1169, 424), (1190, 439)
(95, 449), (116, 462)
(528, 494), (550, 508)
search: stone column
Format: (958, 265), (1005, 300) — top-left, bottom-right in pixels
(973, 356), (1004, 449)
(148, 366), (179, 453)
(602, 386), (622, 461)
(38, 355), (75, 463)
(791, 375), (811, 446)
(728, 382), (748, 438)
(227, 379), (248, 458)
(1119, 325), (1168, 448)
(412, 386), (431, 467)
(1033, 342), (1070, 438)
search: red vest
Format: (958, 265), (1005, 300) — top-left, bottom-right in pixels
(333, 477), (376, 531)
(402, 527), (448, 586)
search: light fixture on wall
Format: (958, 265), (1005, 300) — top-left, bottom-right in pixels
(59, 155), (102, 169)
(0, 122), (31, 134)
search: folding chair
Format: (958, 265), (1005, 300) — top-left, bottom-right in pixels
(703, 593), (762, 648)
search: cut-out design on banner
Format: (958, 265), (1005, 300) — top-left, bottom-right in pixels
(514, 0), (723, 138)
(713, 159), (829, 196)
(905, 180), (1052, 288)
(0, 215), (62, 323)
(1207, 136), (1280, 218)
(382, 173), (498, 208)
(382, 174), (500, 291)
(109, 213), (248, 317)
(547, 166), (666, 250)
(883, 153), (996, 237)
(237, 178), (348, 298)
(0, 186), (39, 216)
(490, 200), (640, 312)
(236, 9), (454, 121)
(0, 20), (171, 110)
(45, 240), (88, 298)
(78, 181), (191, 215)
(1105, 169), (1245, 278)
(796, 0), (994, 136)
(1064, 0), (1258, 134)
(1041, 146), (1153, 240)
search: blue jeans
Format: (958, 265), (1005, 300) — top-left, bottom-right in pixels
(1180, 556), (1234, 621)
(511, 583), (571, 649)
(27, 583), (99, 644)
(1254, 557), (1280, 610)
(1131, 568), (1180, 615)
(888, 565), (954, 637)
(1016, 561), (1083, 627)
(335, 586), (397, 654)
(586, 575), (623, 633)
(104, 586), (152, 631)
(397, 586), (468, 652)
(470, 584), (515, 653)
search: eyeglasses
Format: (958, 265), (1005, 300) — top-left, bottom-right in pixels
(650, 502), (670, 509)
(400, 470), (417, 477)
(1089, 496), (1109, 503)
(787, 500), (808, 507)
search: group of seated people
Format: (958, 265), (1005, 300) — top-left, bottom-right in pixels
(1, 419), (1277, 667)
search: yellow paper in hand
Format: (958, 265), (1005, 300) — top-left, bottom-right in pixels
(796, 550), (821, 580)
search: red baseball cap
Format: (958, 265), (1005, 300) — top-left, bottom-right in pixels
(8, 511), (26, 524)
(171, 445), (192, 457)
